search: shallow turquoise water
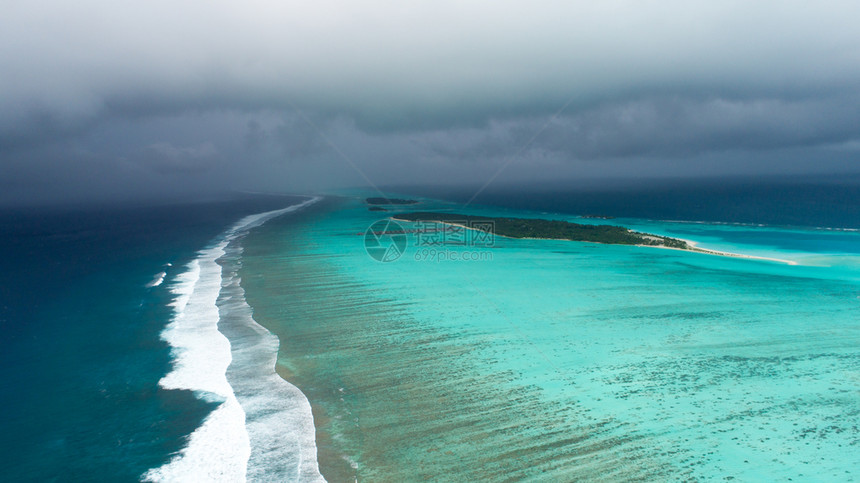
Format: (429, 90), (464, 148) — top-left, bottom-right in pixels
(241, 195), (860, 481)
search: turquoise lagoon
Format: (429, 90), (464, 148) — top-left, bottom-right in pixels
(239, 195), (860, 481)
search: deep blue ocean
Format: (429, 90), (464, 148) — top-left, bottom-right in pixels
(0, 195), (304, 481)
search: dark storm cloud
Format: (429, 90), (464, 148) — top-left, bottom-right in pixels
(2, 1), (860, 203)
(132, 142), (222, 174)
(428, 95), (860, 161)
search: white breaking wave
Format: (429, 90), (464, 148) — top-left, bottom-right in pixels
(146, 271), (167, 288)
(142, 196), (323, 483)
(219, 243), (324, 482)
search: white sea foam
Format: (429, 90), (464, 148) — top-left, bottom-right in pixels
(146, 271), (167, 288)
(142, 196), (323, 483)
(219, 244), (324, 482)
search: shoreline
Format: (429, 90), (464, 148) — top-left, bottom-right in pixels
(144, 195), (323, 482)
(656, 238), (798, 265)
(391, 217), (798, 265)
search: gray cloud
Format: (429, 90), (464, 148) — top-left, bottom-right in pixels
(434, 95), (860, 161)
(133, 142), (222, 174)
(2, 1), (860, 204)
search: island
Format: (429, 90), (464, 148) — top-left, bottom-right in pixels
(393, 212), (688, 248)
(366, 197), (419, 205)
(390, 212), (798, 264)
(369, 206), (389, 212)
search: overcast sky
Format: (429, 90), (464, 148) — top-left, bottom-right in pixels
(2, 1), (860, 204)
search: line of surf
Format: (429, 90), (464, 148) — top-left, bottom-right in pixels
(218, 240), (325, 482)
(146, 271), (167, 288)
(142, 196), (321, 482)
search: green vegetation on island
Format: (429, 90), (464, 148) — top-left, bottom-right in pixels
(366, 197), (419, 205)
(393, 212), (690, 249)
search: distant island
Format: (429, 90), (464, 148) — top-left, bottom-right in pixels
(369, 206), (389, 212)
(366, 197), (419, 205)
(392, 212), (797, 264)
(394, 212), (688, 248)
(581, 214), (616, 220)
